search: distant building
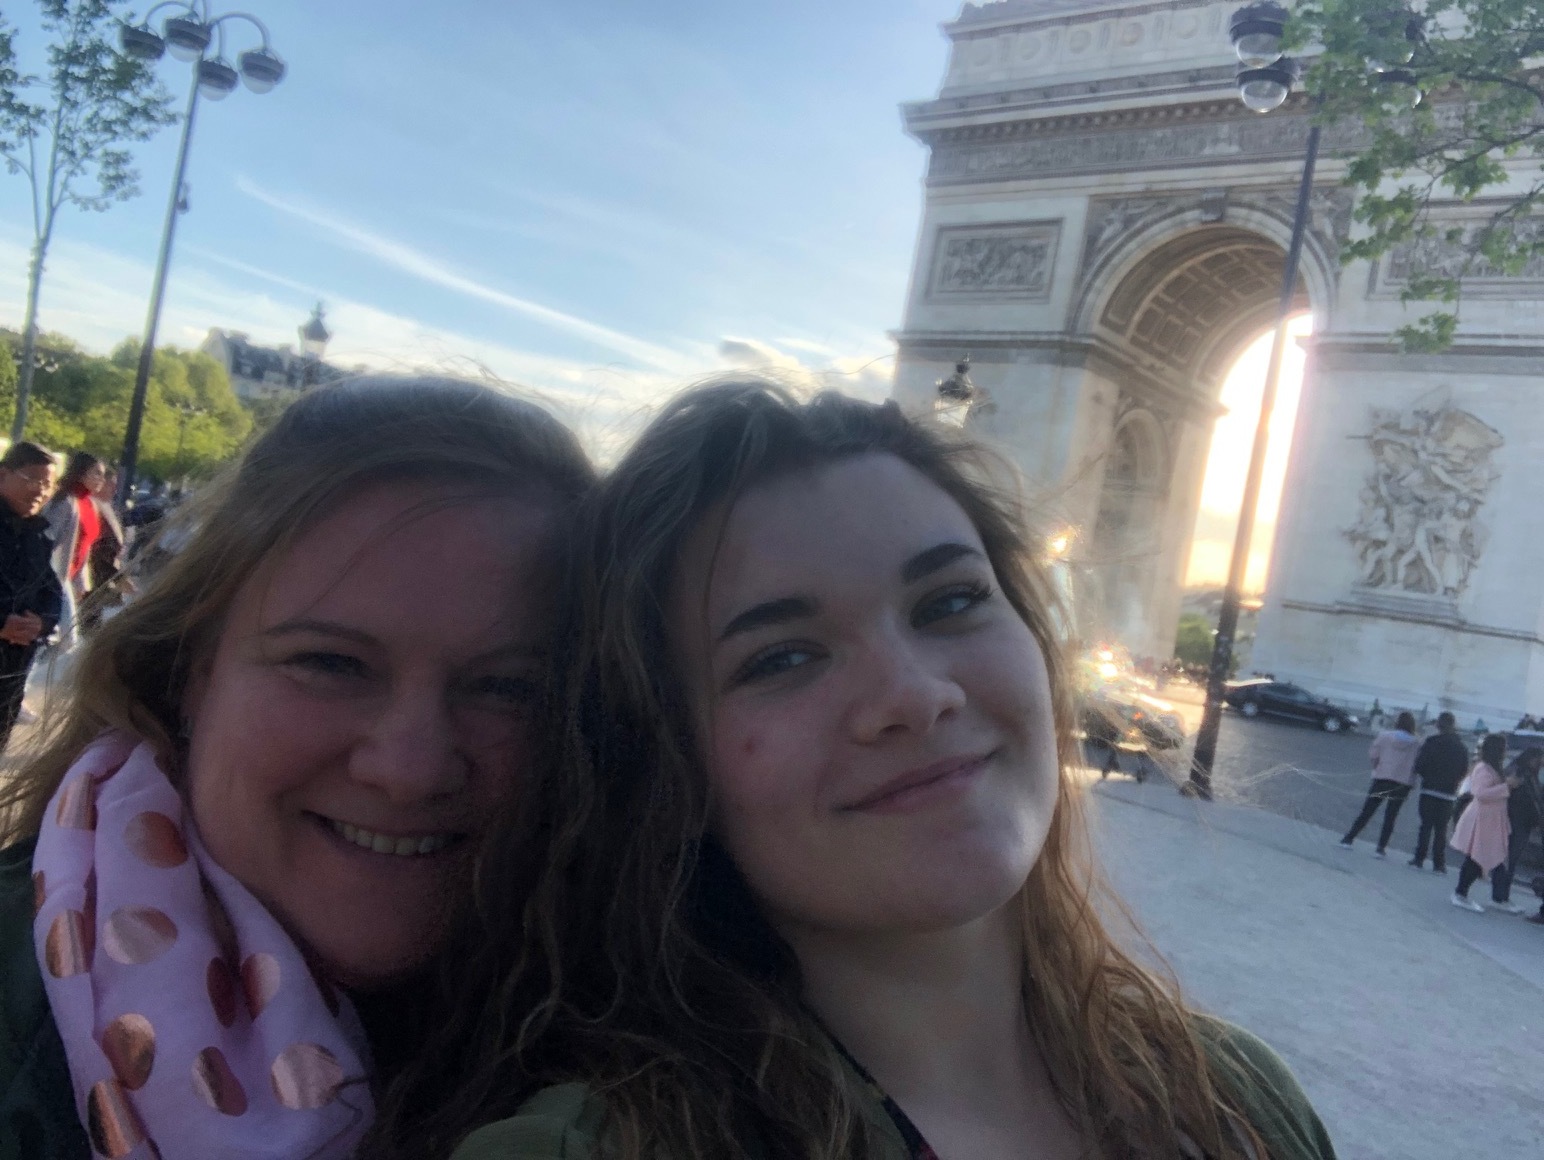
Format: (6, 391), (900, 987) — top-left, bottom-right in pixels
(201, 303), (342, 400)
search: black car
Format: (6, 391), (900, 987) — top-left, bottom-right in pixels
(1222, 679), (1358, 733)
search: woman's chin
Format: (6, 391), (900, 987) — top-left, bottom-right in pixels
(313, 937), (440, 993)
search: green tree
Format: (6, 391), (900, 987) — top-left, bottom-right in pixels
(0, 333), (249, 478)
(1173, 612), (1218, 668)
(0, 2), (175, 439)
(1292, 0), (1544, 350)
(93, 342), (251, 479)
(0, 337), (17, 416)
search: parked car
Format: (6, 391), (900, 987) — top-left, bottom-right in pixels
(1222, 678), (1358, 733)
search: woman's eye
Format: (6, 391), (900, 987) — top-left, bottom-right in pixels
(284, 651), (366, 679)
(731, 644), (822, 687)
(913, 581), (993, 628)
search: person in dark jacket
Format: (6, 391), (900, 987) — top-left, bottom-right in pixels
(1499, 747), (1543, 907)
(1409, 712), (1471, 873)
(0, 442), (62, 754)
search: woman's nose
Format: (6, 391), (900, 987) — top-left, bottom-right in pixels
(346, 686), (469, 804)
(846, 633), (966, 743)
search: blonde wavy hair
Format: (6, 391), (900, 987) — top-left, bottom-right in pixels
(375, 380), (1268, 1159)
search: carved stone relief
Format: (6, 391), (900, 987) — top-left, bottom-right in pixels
(929, 114), (1370, 184)
(1346, 406), (1503, 599)
(946, 1), (1223, 91)
(1376, 217), (1544, 297)
(927, 221), (1061, 301)
(1079, 186), (1353, 283)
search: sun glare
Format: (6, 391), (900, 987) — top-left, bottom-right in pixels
(1184, 314), (1314, 593)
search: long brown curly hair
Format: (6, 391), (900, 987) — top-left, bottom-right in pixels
(374, 380), (1267, 1159)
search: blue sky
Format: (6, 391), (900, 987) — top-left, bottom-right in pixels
(0, 0), (963, 445)
(0, 0), (1300, 588)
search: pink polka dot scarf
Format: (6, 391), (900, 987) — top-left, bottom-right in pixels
(32, 734), (374, 1159)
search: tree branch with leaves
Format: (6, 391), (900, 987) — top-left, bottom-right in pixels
(0, 1), (174, 439)
(1291, 0), (1544, 350)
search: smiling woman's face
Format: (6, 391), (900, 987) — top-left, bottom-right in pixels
(183, 480), (557, 989)
(671, 453), (1061, 939)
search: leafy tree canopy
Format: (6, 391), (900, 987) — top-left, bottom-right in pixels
(0, 2), (175, 437)
(1, 328), (254, 478)
(1291, 0), (1544, 350)
(1174, 612), (1216, 667)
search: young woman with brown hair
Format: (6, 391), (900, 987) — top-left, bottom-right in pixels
(0, 376), (594, 1160)
(380, 380), (1335, 1160)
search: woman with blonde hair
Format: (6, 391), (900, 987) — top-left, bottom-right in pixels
(0, 376), (593, 1159)
(379, 381), (1335, 1160)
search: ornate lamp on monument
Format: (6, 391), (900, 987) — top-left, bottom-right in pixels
(298, 303), (331, 387)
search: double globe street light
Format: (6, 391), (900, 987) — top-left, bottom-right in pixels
(115, 2), (286, 500)
(1188, 3), (1422, 798)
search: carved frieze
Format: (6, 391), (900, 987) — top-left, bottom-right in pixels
(1346, 406), (1503, 599)
(1376, 217), (1544, 297)
(929, 114), (1369, 184)
(943, 1), (1225, 95)
(927, 221), (1061, 301)
(1079, 186), (1354, 282)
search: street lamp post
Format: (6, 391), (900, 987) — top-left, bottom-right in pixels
(1188, 4), (1422, 798)
(1188, 3), (1314, 799)
(116, 2), (285, 503)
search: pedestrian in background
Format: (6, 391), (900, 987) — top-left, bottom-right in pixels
(1339, 710), (1420, 856)
(1500, 747), (1543, 910)
(42, 451), (105, 644)
(1450, 733), (1523, 913)
(1409, 711), (1470, 873)
(0, 442), (63, 755)
(81, 464), (129, 631)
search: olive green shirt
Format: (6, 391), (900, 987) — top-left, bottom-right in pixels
(450, 1019), (1336, 1160)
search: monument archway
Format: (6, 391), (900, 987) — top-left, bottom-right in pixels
(894, 0), (1544, 722)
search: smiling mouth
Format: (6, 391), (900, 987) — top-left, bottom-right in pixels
(316, 815), (465, 857)
(844, 751), (995, 812)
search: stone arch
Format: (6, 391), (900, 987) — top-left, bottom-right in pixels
(1065, 214), (1326, 655)
(1073, 211), (1329, 403)
(1088, 408), (1168, 644)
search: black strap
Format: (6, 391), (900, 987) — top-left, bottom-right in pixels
(823, 1032), (937, 1160)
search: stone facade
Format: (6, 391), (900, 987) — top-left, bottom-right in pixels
(893, 0), (1544, 723)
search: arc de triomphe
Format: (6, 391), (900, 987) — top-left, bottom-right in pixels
(892, 0), (1544, 725)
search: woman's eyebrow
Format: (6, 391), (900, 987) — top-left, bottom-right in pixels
(717, 596), (818, 644)
(901, 542), (983, 584)
(259, 619), (379, 647)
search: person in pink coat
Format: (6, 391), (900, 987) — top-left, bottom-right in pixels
(1451, 733), (1526, 913)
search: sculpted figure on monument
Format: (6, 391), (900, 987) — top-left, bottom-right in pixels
(1348, 406), (1503, 598)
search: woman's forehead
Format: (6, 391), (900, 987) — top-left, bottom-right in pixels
(695, 455), (982, 600)
(241, 482), (554, 627)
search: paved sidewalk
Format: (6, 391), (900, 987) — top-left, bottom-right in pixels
(1087, 774), (1544, 1160)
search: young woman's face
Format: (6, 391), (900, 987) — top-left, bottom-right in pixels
(184, 481), (558, 988)
(672, 453), (1061, 938)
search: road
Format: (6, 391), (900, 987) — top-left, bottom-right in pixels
(1119, 684), (1540, 867)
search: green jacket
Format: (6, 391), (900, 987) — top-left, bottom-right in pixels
(450, 1019), (1336, 1160)
(0, 839), (90, 1160)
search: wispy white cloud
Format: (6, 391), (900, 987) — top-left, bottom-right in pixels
(0, 228), (896, 468)
(234, 176), (697, 375)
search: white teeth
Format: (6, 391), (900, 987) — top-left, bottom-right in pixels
(323, 818), (455, 857)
